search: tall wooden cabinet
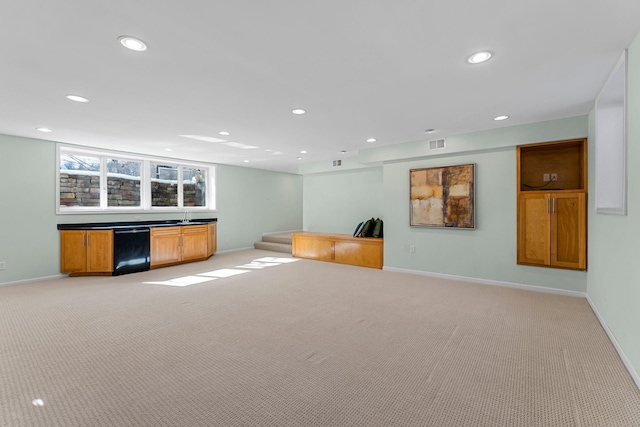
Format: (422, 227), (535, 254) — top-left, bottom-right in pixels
(516, 139), (587, 270)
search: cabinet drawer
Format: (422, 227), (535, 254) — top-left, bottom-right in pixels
(150, 226), (181, 236)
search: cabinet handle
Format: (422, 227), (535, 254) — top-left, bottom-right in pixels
(552, 197), (556, 215)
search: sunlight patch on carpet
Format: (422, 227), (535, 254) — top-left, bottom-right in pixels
(199, 269), (250, 278)
(144, 276), (217, 287)
(143, 257), (300, 287)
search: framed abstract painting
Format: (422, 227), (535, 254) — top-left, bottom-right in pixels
(410, 163), (475, 229)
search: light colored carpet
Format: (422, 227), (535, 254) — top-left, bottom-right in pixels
(1, 249), (639, 427)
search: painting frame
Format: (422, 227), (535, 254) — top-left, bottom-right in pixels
(410, 163), (475, 229)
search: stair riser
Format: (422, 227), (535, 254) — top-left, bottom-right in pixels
(261, 236), (293, 245)
(254, 242), (292, 254)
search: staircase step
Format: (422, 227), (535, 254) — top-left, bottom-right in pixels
(254, 241), (292, 254)
(261, 233), (293, 245)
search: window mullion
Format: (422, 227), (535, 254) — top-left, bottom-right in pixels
(141, 160), (150, 210)
(100, 156), (108, 209)
(178, 166), (184, 209)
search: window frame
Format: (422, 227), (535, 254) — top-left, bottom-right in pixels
(57, 144), (217, 214)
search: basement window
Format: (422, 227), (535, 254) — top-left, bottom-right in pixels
(57, 145), (216, 213)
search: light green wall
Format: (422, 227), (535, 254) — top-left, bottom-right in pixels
(303, 167), (383, 234)
(301, 116), (589, 292)
(383, 149), (585, 291)
(0, 134), (302, 285)
(587, 32), (640, 377)
(0, 136), (60, 283)
(299, 116), (588, 175)
(216, 164), (303, 249)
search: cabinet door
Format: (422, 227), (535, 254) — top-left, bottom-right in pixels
(551, 192), (586, 270)
(150, 227), (181, 267)
(182, 225), (208, 261)
(60, 230), (87, 273)
(207, 223), (217, 257)
(334, 240), (383, 269)
(292, 235), (334, 261)
(86, 230), (114, 273)
(517, 193), (550, 266)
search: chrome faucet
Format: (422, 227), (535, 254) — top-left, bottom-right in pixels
(182, 211), (190, 223)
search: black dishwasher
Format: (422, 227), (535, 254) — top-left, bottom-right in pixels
(113, 227), (150, 275)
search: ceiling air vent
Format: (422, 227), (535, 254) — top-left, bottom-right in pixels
(332, 159), (342, 167)
(429, 139), (446, 150)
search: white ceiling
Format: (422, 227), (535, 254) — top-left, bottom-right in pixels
(2, 1), (639, 174)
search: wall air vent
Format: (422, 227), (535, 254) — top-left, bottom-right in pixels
(332, 159), (342, 167)
(429, 139), (446, 150)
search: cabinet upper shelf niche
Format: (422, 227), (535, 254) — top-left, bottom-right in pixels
(517, 138), (587, 192)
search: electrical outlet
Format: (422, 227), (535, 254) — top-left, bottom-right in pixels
(543, 173), (550, 182)
(0, 261), (6, 270)
(551, 173), (558, 181)
(409, 245), (416, 253)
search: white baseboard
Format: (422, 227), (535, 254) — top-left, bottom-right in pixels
(0, 274), (66, 288)
(382, 266), (587, 298)
(586, 295), (640, 390)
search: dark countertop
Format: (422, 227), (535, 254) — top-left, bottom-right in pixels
(57, 218), (217, 230)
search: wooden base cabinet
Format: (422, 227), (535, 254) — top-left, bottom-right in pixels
(60, 230), (114, 274)
(517, 192), (586, 270)
(150, 225), (214, 268)
(292, 232), (383, 269)
(182, 225), (209, 262)
(207, 223), (217, 257)
(150, 227), (182, 267)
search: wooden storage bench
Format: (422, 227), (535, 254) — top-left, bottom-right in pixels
(292, 232), (383, 269)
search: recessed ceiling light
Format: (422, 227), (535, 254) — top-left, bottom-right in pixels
(36, 127), (52, 133)
(219, 131), (230, 136)
(66, 95), (89, 103)
(297, 157), (303, 160)
(366, 138), (376, 143)
(300, 150), (308, 154)
(243, 160), (250, 163)
(340, 150), (347, 154)
(468, 51), (492, 64)
(494, 115), (510, 121)
(425, 129), (436, 133)
(118, 36), (147, 52)
(292, 108), (306, 115)
(165, 148), (173, 151)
